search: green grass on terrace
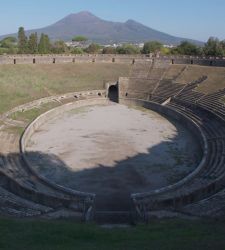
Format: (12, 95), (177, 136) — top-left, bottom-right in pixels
(0, 63), (130, 114)
(10, 102), (60, 123)
(3, 125), (25, 136)
(0, 218), (225, 250)
(1, 102), (62, 136)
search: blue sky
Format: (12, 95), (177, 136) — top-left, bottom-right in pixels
(0, 0), (225, 42)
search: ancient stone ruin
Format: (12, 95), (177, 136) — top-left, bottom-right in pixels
(0, 55), (225, 224)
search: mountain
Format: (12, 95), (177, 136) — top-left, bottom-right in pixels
(0, 11), (203, 45)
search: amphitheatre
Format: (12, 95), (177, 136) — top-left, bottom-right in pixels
(0, 54), (225, 224)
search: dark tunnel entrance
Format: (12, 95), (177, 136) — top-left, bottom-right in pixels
(108, 85), (119, 103)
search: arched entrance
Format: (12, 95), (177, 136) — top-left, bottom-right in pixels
(108, 85), (118, 103)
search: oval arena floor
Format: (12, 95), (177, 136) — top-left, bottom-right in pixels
(26, 102), (201, 211)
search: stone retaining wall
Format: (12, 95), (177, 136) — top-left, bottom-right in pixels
(0, 54), (149, 65)
(1, 54), (225, 67)
(171, 58), (225, 67)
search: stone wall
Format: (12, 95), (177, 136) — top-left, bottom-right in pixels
(0, 54), (149, 65)
(1, 54), (225, 67)
(118, 77), (155, 100)
(161, 56), (225, 67)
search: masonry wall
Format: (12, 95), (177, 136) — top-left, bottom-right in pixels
(0, 54), (149, 65)
(1, 54), (225, 66)
(163, 56), (225, 67)
(118, 77), (155, 100)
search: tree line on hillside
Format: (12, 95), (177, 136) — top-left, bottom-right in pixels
(141, 39), (225, 57)
(0, 26), (225, 57)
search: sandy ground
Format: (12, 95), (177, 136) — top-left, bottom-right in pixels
(26, 103), (201, 210)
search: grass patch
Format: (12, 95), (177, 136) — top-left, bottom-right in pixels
(0, 63), (130, 114)
(3, 126), (25, 136)
(0, 218), (225, 250)
(164, 65), (187, 80)
(5, 102), (61, 136)
(175, 65), (225, 94)
(10, 102), (60, 123)
(1, 64), (224, 115)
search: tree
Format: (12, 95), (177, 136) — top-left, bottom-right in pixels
(0, 37), (17, 48)
(220, 40), (225, 51)
(142, 41), (163, 54)
(102, 47), (117, 54)
(71, 47), (84, 54)
(172, 41), (201, 56)
(160, 47), (171, 55)
(116, 44), (140, 54)
(51, 40), (68, 54)
(27, 33), (38, 54)
(0, 37), (17, 54)
(204, 37), (224, 57)
(18, 27), (27, 54)
(72, 36), (88, 43)
(85, 43), (101, 54)
(38, 33), (51, 54)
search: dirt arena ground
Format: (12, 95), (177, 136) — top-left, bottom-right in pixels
(26, 103), (201, 210)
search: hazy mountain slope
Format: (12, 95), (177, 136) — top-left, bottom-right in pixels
(0, 11), (203, 45)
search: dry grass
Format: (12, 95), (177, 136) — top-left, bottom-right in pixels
(3, 125), (25, 136)
(0, 63), (225, 114)
(0, 63), (130, 114)
(164, 65), (186, 80)
(175, 65), (225, 94)
(10, 102), (60, 123)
